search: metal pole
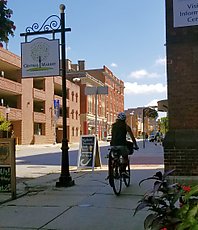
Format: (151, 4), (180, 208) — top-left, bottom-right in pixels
(143, 108), (145, 148)
(95, 90), (98, 137)
(56, 4), (74, 187)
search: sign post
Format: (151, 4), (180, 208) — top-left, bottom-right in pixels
(20, 5), (74, 187)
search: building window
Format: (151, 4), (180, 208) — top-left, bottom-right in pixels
(76, 127), (78, 136)
(66, 107), (69, 118)
(76, 111), (78, 120)
(34, 123), (45, 135)
(72, 127), (74, 136)
(66, 88), (69, 99)
(76, 93), (78, 103)
(71, 91), (74, 101)
(71, 109), (74, 119)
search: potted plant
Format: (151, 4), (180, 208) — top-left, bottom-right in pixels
(134, 169), (198, 230)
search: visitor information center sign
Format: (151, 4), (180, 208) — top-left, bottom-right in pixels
(21, 37), (60, 78)
(173, 0), (198, 27)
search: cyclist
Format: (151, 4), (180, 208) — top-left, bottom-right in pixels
(110, 112), (139, 174)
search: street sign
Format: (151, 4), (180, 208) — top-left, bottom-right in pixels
(54, 99), (60, 119)
(21, 37), (60, 78)
(173, 0), (198, 28)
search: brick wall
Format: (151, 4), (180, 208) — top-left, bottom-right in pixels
(164, 0), (198, 178)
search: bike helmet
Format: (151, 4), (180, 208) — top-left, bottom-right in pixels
(117, 112), (126, 121)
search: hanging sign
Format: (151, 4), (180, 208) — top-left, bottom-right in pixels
(173, 0), (198, 28)
(21, 37), (60, 78)
(77, 135), (101, 171)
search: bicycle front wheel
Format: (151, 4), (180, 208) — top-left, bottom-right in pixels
(112, 163), (122, 195)
(123, 160), (130, 187)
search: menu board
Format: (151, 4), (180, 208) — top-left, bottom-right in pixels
(0, 138), (16, 198)
(0, 166), (11, 192)
(77, 135), (101, 171)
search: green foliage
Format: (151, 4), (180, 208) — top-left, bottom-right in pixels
(144, 108), (158, 119)
(0, 0), (16, 46)
(0, 112), (10, 131)
(134, 170), (198, 230)
(159, 117), (169, 135)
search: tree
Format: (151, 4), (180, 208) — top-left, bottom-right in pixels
(0, 112), (11, 131)
(144, 107), (158, 119)
(0, 0), (16, 47)
(159, 116), (168, 134)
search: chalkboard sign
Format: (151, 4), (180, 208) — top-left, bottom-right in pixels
(77, 135), (101, 171)
(0, 166), (11, 192)
(0, 138), (16, 199)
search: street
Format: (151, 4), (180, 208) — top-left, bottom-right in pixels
(0, 140), (164, 229)
(16, 140), (164, 180)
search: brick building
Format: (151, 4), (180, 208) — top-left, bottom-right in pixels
(66, 60), (124, 140)
(164, 0), (198, 179)
(125, 107), (158, 138)
(0, 48), (124, 144)
(0, 47), (80, 144)
(87, 65), (124, 135)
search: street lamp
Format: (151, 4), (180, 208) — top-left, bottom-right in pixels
(56, 4), (74, 187)
(20, 4), (73, 187)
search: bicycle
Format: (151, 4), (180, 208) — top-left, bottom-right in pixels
(107, 146), (131, 196)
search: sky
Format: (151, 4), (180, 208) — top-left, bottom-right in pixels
(6, 0), (167, 113)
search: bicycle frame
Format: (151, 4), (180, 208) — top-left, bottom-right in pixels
(108, 146), (130, 195)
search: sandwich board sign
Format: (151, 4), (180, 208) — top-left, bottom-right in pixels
(0, 138), (16, 199)
(77, 135), (101, 171)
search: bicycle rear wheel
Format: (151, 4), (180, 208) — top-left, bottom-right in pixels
(123, 160), (130, 187)
(112, 163), (122, 195)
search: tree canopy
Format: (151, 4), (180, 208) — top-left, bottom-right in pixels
(0, 0), (15, 47)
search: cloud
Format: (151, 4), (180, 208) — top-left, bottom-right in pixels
(111, 63), (118, 68)
(155, 57), (166, 66)
(124, 82), (167, 95)
(129, 69), (159, 79)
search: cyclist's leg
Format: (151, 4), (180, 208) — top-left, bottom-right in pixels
(121, 155), (128, 172)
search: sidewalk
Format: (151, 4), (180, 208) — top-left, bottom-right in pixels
(0, 142), (164, 230)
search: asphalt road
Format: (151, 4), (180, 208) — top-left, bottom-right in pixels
(15, 140), (164, 180)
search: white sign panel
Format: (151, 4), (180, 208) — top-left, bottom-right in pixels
(21, 37), (60, 78)
(173, 0), (198, 27)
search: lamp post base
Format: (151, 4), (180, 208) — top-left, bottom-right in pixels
(56, 176), (75, 187)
